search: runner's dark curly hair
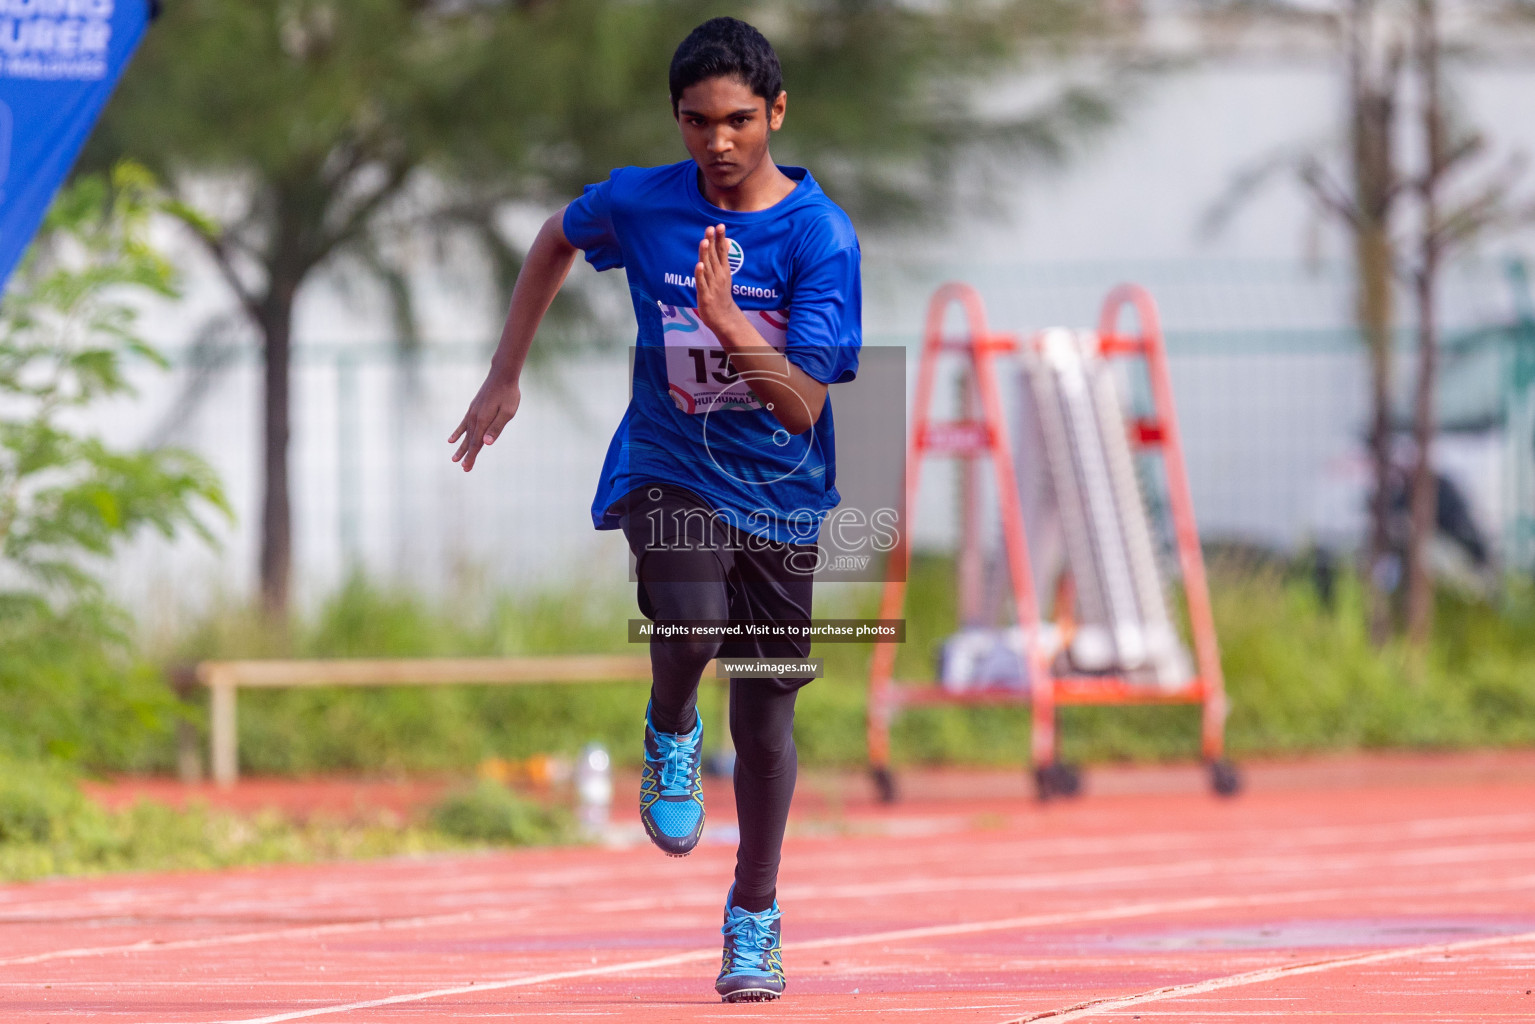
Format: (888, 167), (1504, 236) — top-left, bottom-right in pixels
(669, 17), (783, 114)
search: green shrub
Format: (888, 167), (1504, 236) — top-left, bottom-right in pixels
(429, 780), (573, 845)
(0, 165), (225, 774)
(0, 600), (185, 770)
(140, 556), (1535, 775)
(158, 572), (656, 776)
(0, 757), (571, 883)
(16, 550), (1532, 785)
(0, 757), (110, 845)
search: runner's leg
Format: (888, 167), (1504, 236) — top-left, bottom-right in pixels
(725, 539), (816, 913)
(618, 485), (733, 734)
(641, 569), (726, 733)
(729, 678), (800, 912)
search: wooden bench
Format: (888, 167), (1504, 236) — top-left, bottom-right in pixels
(194, 655), (690, 786)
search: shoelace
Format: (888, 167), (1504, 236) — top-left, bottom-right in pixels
(653, 724), (700, 796)
(721, 903), (780, 974)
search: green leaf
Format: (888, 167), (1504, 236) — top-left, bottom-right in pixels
(1, 164), (228, 610)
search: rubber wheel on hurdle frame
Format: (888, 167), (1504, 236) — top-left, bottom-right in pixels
(1209, 759), (1242, 798)
(1033, 761), (1083, 802)
(871, 766), (898, 804)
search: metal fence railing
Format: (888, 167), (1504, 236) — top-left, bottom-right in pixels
(96, 258), (1535, 610)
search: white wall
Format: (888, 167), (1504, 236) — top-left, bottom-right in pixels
(98, 54), (1535, 617)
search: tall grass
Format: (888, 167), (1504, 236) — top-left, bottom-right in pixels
(8, 556), (1528, 881)
(160, 574), (649, 775)
(10, 557), (1533, 780)
(0, 755), (572, 882)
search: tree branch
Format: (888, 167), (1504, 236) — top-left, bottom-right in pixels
(1299, 158), (1364, 230)
(178, 218), (265, 323)
(1431, 153), (1532, 251)
(320, 159), (412, 256)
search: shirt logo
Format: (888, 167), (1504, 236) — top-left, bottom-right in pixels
(728, 238), (744, 274)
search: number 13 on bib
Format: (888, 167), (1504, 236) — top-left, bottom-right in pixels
(660, 302), (790, 415)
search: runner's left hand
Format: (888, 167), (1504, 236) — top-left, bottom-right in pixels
(695, 224), (738, 331)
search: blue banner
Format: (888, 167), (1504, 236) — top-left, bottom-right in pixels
(0, 0), (152, 291)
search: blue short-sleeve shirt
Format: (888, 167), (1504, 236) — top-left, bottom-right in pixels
(564, 160), (862, 544)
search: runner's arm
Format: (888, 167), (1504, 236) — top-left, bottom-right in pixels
(694, 224), (828, 435)
(450, 207), (579, 471)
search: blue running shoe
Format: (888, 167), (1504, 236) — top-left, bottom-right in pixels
(638, 703), (704, 856)
(715, 886), (785, 1003)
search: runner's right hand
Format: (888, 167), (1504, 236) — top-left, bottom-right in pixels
(449, 372), (521, 472)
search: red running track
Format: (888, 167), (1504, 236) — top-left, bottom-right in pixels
(5, 754), (1535, 1022)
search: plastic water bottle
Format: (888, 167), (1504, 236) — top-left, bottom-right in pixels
(574, 743), (612, 836)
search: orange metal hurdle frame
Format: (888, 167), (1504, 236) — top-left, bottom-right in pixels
(866, 283), (1239, 801)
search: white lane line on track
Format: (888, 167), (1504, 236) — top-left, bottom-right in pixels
(159, 873), (1535, 1024)
(0, 907), (532, 967)
(586, 838), (1535, 911)
(7, 811), (1533, 918)
(811, 811), (1535, 868)
(1006, 929), (1535, 1022)
(12, 851), (1535, 973)
(0, 864), (650, 918)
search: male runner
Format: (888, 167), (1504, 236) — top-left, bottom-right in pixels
(450, 17), (860, 1003)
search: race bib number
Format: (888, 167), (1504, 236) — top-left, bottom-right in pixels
(659, 303), (789, 414)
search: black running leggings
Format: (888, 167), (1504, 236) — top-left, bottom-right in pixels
(618, 488), (811, 915)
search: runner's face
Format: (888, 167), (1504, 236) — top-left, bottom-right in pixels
(675, 76), (786, 193)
